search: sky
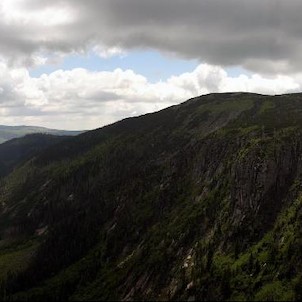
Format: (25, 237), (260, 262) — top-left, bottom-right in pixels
(1, 0), (302, 130)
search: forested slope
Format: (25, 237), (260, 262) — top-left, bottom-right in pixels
(0, 134), (72, 178)
(1, 93), (302, 300)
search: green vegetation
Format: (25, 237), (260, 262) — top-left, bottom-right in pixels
(0, 240), (37, 279)
(0, 133), (72, 178)
(259, 100), (276, 114)
(1, 92), (302, 300)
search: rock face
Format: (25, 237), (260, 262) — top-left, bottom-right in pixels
(1, 92), (302, 300)
(232, 134), (301, 223)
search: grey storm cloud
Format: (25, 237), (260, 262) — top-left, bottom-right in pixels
(1, 0), (302, 73)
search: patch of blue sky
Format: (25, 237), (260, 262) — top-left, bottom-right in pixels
(29, 50), (199, 83)
(226, 66), (252, 77)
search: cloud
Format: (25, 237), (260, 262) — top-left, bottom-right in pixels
(0, 59), (301, 130)
(2, 1), (302, 130)
(1, 0), (302, 73)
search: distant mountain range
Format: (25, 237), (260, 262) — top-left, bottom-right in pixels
(0, 125), (84, 144)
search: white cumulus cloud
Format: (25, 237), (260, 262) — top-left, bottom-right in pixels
(0, 61), (302, 130)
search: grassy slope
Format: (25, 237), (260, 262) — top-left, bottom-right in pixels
(1, 93), (302, 300)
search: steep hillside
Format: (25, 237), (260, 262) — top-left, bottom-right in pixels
(0, 134), (72, 178)
(0, 125), (83, 144)
(1, 93), (302, 301)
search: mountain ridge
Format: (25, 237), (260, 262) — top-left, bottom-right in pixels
(0, 125), (84, 144)
(1, 92), (302, 300)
